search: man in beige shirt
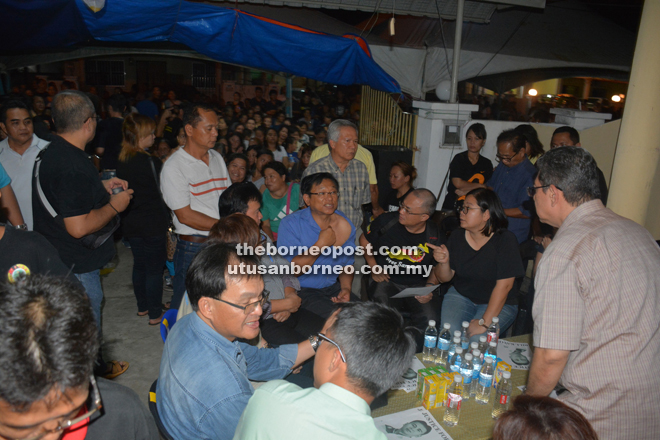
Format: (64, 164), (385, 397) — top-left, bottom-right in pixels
(527, 147), (660, 440)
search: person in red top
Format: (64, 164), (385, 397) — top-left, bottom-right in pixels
(0, 276), (158, 440)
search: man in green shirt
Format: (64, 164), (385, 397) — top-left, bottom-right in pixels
(233, 302), (416, 440)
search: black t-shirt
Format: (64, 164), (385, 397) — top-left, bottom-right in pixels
(0, 226), (78, 284)
(32, 135), (115, 273)
(162, 118), (183, 143)
(447, 228), (524, 305)
(86, 378), (159, 440)
(442, 152), (493, 210)
(98, 117), (124, 171)
(365, 212), (446, 286)
(116, 153), (169, 238)
(382, 188), (414, 213)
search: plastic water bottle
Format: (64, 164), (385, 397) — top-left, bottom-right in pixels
(470, 341), (479, 354)
(470, 349), (482, 397)
(477, 335), (488, 360)
(475, 357), (494, 404)
(447, 336), (461, 367)
(459, 353), (474, 400)
(487, 317), (500, 345)
(460, 321), (470, 350)
(443, 375), (463, 427)
(435, 323), (452, 364)
(485, 341), (498, 363)
(423, 320), (438, 363)
(449, 347), (463, 372)
(492, 370), (512, 419)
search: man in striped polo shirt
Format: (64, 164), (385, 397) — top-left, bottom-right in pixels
(161, 103), (229, 309)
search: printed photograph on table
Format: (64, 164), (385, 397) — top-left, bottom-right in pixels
(374, 407), (454, 440)
(391, 357), (426, 392)
(496, 340), (533, 370)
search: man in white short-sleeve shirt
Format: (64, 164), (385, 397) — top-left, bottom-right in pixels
(161, 103), (228, 309)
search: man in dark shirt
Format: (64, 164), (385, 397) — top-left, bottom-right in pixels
(32, 91), (133, 360)
(249, 86), (267, 110)
(360, 189), (445, 350)
(264, 89), (282, 116)
(0, 276), (159, 440)
(96, 94), (127, 171)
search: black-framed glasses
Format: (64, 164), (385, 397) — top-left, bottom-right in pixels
(398, 202), (426, 216)
(460, 205), (482, 215)
(87, 114), (101, 123)
(527, 185), (562, 197)
(212, 290), (270, 315)
(495, 153), (517, 162)
(2, 376), (103, 440)
(309, 191), (339, 198)
(317, 332), (347, 363)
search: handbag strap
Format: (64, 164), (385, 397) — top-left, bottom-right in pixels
(285, 183), (293, 215)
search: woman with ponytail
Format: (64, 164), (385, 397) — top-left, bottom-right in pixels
(117, 114), (169, 325)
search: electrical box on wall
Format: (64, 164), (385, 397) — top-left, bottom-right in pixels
(442, 124), (462, 146)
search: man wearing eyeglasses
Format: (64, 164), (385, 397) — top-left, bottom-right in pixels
(360, 189), (445, 351)
(487, 128), (536, 244)
(0, 275), (159, 440)
(234, 302), (416, 440)
(157, 243), (331, 440)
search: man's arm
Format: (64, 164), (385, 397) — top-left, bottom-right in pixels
(0, 184), (25, 226)
(370, 184), (384, 217)
(504, 207), (529, 219)
(526, 347), (570, 396)
(334, 271), (354, 303)
(173, 205), (218, 232)
(63, 190), (132, 238)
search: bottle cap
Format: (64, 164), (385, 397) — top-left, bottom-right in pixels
(462, 321), (469, 327)
(429, 320), (436, 327)
(443, 323), (451, 329)
(473, 349), (481, 357)
(454, 375), (463, 383)
(470, 342), (478, 349)
(455, 347), (463, 354)
(492, 317), (499, 323)
(484, 357), (494, 363)
(479, 336), (487, 343)
(502, 371), (511, 379)
(464, 353), (473, 361)
(454, 330), (461, 337)
(489, 341), (497, 347)
(453, 337), (461, 343)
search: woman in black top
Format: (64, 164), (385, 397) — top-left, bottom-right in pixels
(383, 161), (416, 212)
(442, 123), (493, 212)
(116, 114), (169, 325)
(430, 188), (524, 343)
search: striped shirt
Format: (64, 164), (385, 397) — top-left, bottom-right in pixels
(161, 147), (228, 236)
(533, 199), (660, 440)
(301, 154), (370, 229)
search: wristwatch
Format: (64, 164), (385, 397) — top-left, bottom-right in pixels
(15, 224), (28, 231)
(309, 334), (320, 352)
(478, 318), (489, 328)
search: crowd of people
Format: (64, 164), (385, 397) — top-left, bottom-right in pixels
(0, 82), (658, 440)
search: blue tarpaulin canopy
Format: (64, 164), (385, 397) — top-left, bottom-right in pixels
(0, 0), (401, 93)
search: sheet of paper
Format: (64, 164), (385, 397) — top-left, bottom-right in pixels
(391, 285), (438, 299)
(497, 340), (533, 370)
(374, 407), (454, 440)
(391, 357), (426, 393)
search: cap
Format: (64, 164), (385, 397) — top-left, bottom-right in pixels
(502, 371), (511, 379)
(471, 342), (478, 349)
(462, 321), (469, 327)
(492, 317), (499, 323)
(455, 347), (463, 354)
(429, 320), (436, 327)
(479, 336), (487, 342)
(443, 323), (451, 329)
(454, 375), (463, 383)
(453, 337), (461, 343)
(473, 349), (481, 357)
(489, 341), (497, 347)
(484, 356), (494, 363)
(464, 353), (473, 361)
(454, 330), (461, 337)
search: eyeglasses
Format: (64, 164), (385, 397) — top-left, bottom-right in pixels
(460, 205), (482, 214)
(212, 290), (270, 315)
(495, 152), (518, 162)
(527, 185), (562, 197)
(399, 202), (426, 216)
(87, 115), (101, 123)
(309, 191), (339, 198)
(3, 376), (103, 440)
(317, 332), (347, 363)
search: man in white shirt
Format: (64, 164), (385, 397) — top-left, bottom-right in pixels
(161, 103), (229, 309)
(0, 100), (49, 230)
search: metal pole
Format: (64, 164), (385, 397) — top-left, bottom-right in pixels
(449, 0), (464, 103)
(286, 76), (293, 118)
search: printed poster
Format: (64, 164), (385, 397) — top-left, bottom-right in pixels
(497, 340), (533, 370)
(391, 357), (426, 393)
(374, 407), (454, 440)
